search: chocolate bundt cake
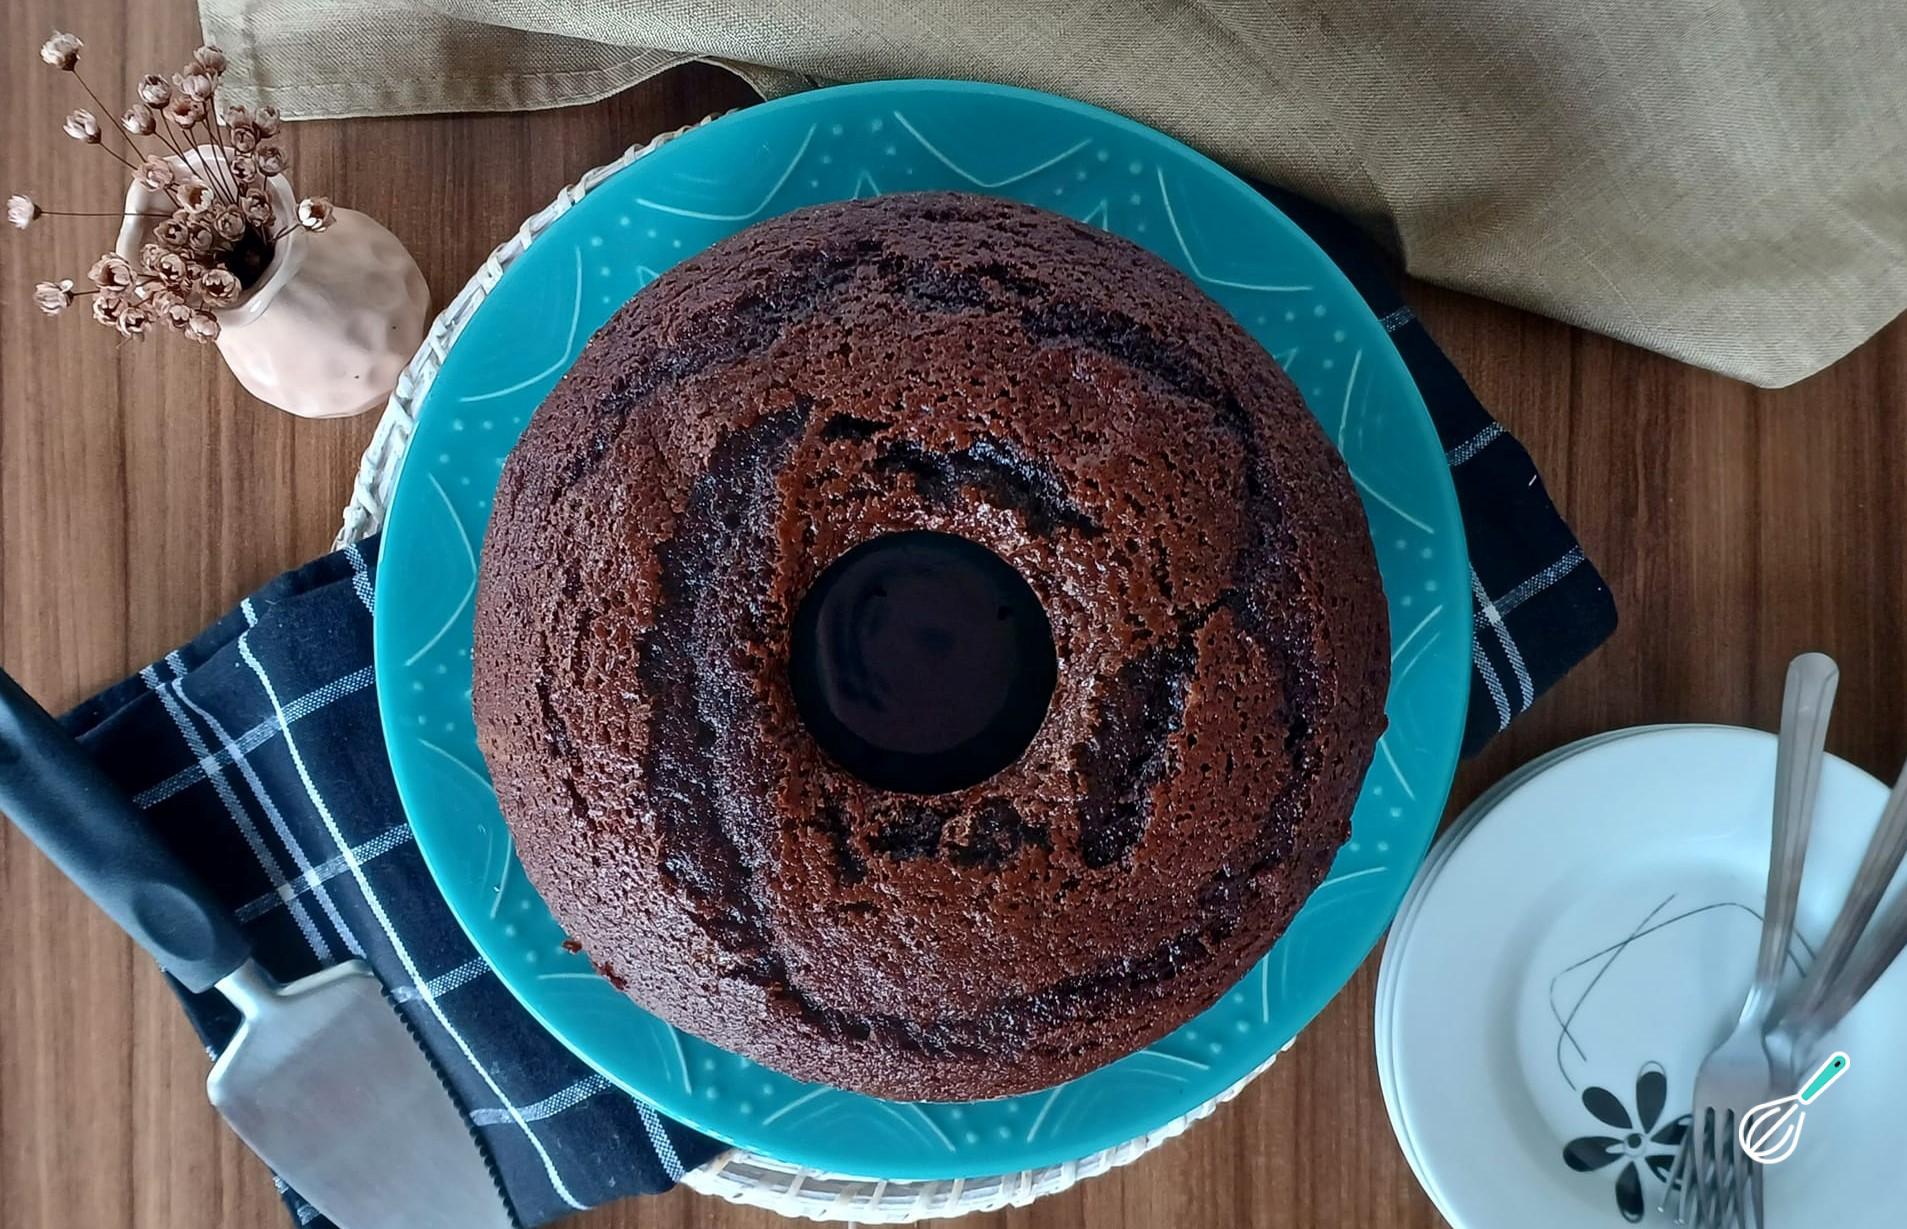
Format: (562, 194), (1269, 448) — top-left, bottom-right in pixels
(472, 192), (1388, 1100)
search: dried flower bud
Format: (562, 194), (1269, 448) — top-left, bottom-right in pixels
(230, 124), (258, 153)
(154, 249), (192, 286)
(211, 204), (246, 243)
(224, 103), (252, 129)
(176, 69), (216, 101)
(133, 156), (177, 191)
(33, 278), (76, 315)
(176, 180), (214, 214)
(63, 109), (101, 144)
(7, 194), (41, 229)
(229, 152), (257, 185)
(255, 105), (281, 136)
(292, 196), (333, 233)
(41, 32), (82, 71)
(138, 242), (168, 272)
(200, 268), (242, 306)
(187, 223), (216, 256)
(161, 299), (196, 332)
(92, 289), (125, 326)
(87, 252), (135, 290)
(138, 74), (171, 107)
(117, 304), (153, 340)
(121, 104), (157, 136)
(186, 310), (220, 342)
(194, 44), (228, 74)
(166, 94), (206, 128)
(240, 191), (274, 228)
(254, 143), (287, 177)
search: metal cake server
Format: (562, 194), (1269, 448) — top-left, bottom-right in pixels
(0, 668), (515, 1229)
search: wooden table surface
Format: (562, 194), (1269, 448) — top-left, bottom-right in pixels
(3, 3), (1903, 1227)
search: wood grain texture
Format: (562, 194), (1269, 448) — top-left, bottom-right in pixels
(1, 2), (1902, 1227)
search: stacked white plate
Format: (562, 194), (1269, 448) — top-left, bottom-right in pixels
(1377, 725), (1907, 1227)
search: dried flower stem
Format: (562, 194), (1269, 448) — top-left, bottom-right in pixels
(32, 207), (171, 218)
(88, 138), (140, 173)
(70, 70), (169, 173)
(140, 118), (231, 207)
(149, 120), (190, 161)
(183, 117), (237, 203)
(140, 121), (199, 191)
(150, 122), (212, 195)
(187, 120), (224, 199)
(204, 117), (243, 198)
(202, 122), (241, 201)
(70, 70), (145, 163)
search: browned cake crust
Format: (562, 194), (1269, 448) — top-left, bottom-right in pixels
(472, 192), (1388, 1100)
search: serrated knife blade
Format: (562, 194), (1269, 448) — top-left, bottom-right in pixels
(210, 960), (516, 1229)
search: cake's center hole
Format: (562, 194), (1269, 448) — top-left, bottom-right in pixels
(789, 531), (1057, 795)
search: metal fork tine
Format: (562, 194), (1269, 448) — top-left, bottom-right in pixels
(1672, 1111), (1703, 1224)
(1662, 1137), (1693, 1213)
(1712, 1111), (1733, 1229)
(1722, 1112), (1749, 1229)
(1660, 1142), (1685, 1220)
(1686, 1108), (1714, 1227)
(1717, 1110), (1737, 1229)
(1718, 1110), (1737, 1229)
(1660, 1134), (1692, 1220)
(1701, 1107), (1721, 1226)
(1717, 1108), (1732, 1225)
(1680, 1103), (1763, 1229)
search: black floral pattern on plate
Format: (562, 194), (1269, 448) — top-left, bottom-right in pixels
(1562, 1063), (1690, 1222)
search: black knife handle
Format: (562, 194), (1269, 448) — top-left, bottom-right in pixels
(0, 666), (251, 992)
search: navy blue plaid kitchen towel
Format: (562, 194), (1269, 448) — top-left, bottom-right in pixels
(58, 190), (1613, 1229)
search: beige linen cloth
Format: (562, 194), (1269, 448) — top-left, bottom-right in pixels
(201, 1), (1907, 387)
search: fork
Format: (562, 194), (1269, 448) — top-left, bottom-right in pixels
(1661, 652), (1839, 1228)
(1750, 756), (1907, 1221)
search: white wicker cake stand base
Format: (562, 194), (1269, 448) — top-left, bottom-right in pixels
(336, 119), (1291, 1223)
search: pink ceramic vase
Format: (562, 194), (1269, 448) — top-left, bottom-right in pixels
(117, 146), (430, 419)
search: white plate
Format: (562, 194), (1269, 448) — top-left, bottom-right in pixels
(1384, 726), (1907, 1227)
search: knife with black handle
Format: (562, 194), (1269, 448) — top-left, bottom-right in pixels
(0, 666), (516, 1229)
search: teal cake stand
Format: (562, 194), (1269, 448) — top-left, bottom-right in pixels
(373, 80), (1471, 1181)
